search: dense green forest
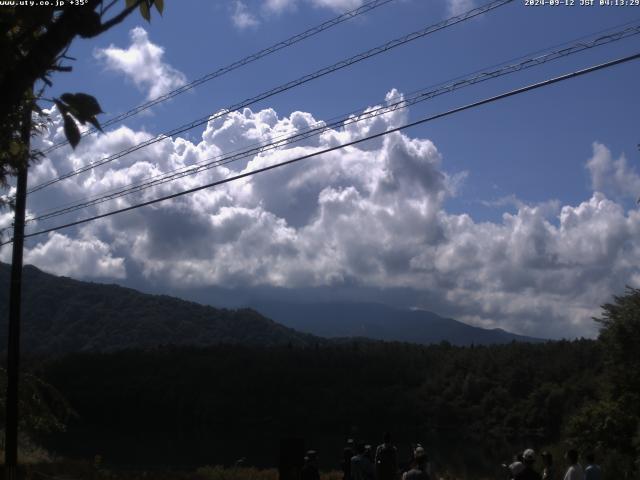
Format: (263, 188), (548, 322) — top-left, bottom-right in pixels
(28, 335), (633, 479)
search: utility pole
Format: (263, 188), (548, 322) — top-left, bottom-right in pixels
(4, 100), (31, 480)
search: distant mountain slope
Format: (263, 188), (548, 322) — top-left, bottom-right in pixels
(251, 300), (544, 345)
(0, 263), (317, 353)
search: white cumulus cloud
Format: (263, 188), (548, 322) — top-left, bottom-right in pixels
(232, 1), (260, 28)
(263, 0), (295, 13)
(586, 142), (640, 201)
(4, 92), (640, 339)
(307, 0), (365, 11)
(94, 27), (186, 101)
(0, 232), (126, 279)
(447, 0), (476, 15)
(237, 0), (477, 31)
(264, 0), (365, 13)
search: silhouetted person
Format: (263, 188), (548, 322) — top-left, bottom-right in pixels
(375, 432), (398, 480)
(301, 450), (320, 480)
(563, 450), (584, 480)
(506, 452), (525, 479)
(342, 439), (355, 480)
(405, 443), (430, 477)
(400, 444), (416, 474)
(352, 443), (374, 480)
(515, 449), (541, 480)
(402, 446), (429, 480)
(584, 453), (601, 480)
(365, 445), (374, 463)
(541, 451), (555, 480)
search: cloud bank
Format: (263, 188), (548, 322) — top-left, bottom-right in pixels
(3, 91), (640, 339)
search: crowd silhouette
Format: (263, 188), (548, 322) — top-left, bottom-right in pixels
(295, 434), (603, 480)
(503, 448), (601, 480)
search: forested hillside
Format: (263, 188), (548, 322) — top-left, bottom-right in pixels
(37, 340), (601, 477)
(0, 263), (317, 352)
(2, 264), (638, 478)
(0, 263), (543, 352)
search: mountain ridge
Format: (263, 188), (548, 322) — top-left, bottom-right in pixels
(0, 263), (543, 353)
(0, 263), (318, 353)
(249, 299), (545, 345)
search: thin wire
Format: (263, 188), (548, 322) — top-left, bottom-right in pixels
(19, 21), (640, 227)
(3, 51), (638, 247)
(40, 0), (398, 155)
(27, 0), (513, 195)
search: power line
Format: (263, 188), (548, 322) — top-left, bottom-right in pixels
(41, 0), (398, 155)
(18, 20), (640, 228)
(2, 19), (637, 234)
(3, 51), (638, 247)
(27, 0), (513, 195)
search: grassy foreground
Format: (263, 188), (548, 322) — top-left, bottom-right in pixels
(0, 461), (488, 480)
(1, 462), (345, 480)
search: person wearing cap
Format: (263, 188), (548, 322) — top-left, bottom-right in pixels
(301, 450), (320, 480)
(402, 446), (429, 480)
(541, 451), (555, 480)
(515, 449), (541, 480)
(562, 450), (584, 480)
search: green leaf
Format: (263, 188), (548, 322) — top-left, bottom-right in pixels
(62, 114), (81, 149)
(60, 93), (103, 118)
(77, 10), (102, 38)
(125, 0), (137, 7)
(9, 141), (21, 156)
(87, 116), (103, 133)
(154, 0), (164, 14)
(139, 0), (150, 21)
(53, 100), (67, 115)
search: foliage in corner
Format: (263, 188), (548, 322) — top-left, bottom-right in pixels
(0, 0), (165, 192)
(0, 367), (75, 435)
(54, 92), (104, 149)
(564, 287), (640, 478)
(594, 287), (640, 402)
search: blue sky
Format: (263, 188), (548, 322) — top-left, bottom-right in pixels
(2, 0), (640, 338)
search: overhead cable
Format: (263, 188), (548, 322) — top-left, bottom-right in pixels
(19, 21), (640, 226)
(41, 0), (399, 155)
(27, 0), (513, 195)
(2, 51), (637, 246)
